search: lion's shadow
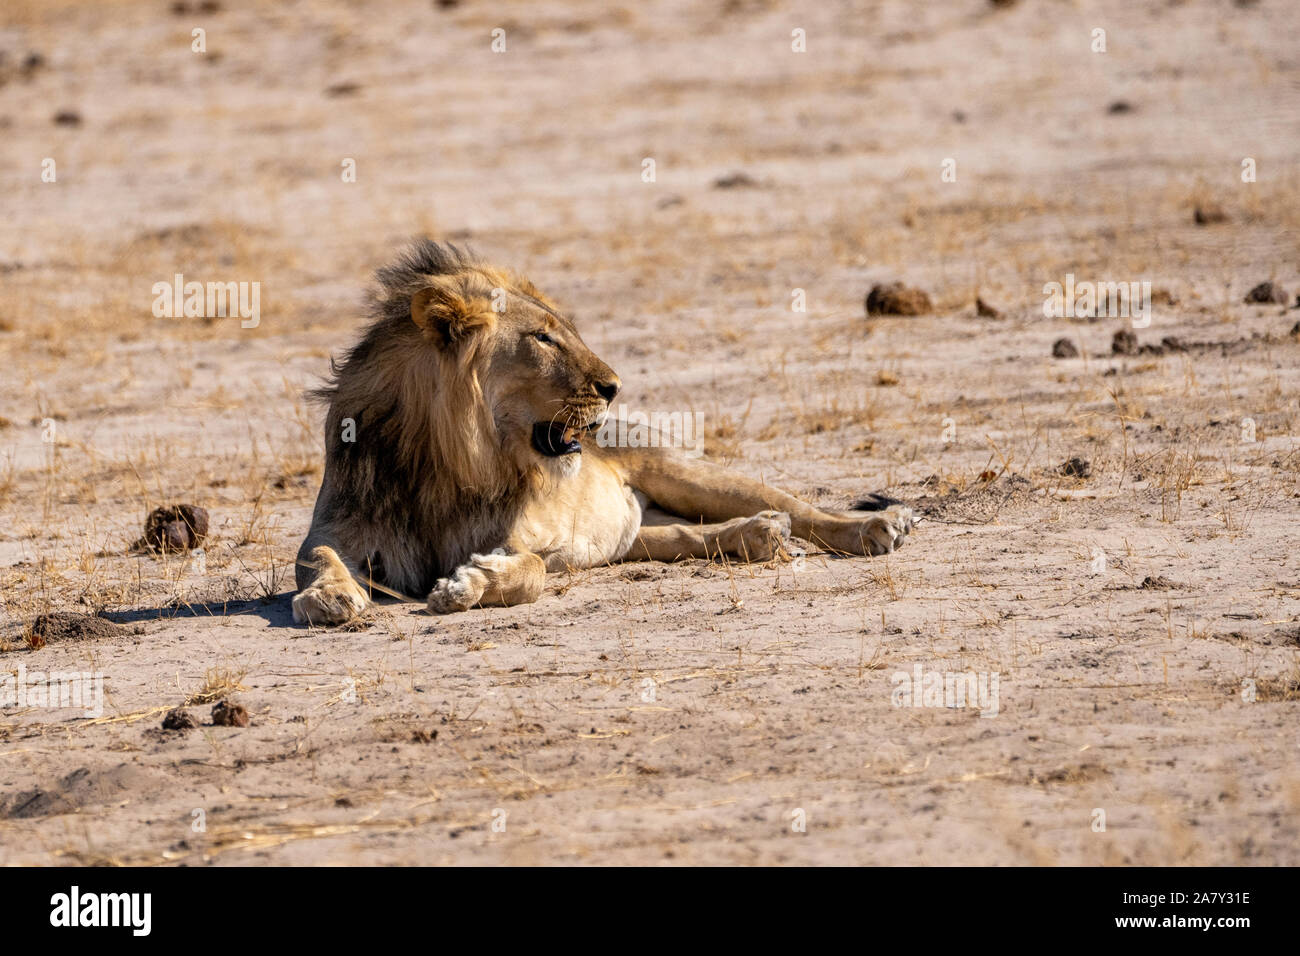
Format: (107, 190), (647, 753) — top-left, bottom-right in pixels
(100, 592), (423, 630)
(101, 592), (299, 629)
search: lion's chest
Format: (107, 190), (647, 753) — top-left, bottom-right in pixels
(512, 456), (643, 572)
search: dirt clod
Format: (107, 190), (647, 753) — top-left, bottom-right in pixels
(865, 282), (932, 316)
(26, 612), (123, 649)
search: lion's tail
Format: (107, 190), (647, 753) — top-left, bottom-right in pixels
(850, 493), (904, 512)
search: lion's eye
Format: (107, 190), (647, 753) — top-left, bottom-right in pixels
(531, 331), (554, 345)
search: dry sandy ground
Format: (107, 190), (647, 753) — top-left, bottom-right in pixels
(1, 0), (1298, 865)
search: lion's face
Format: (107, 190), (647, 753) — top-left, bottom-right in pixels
(410, 270), (620, 473)
(483, 294), (620, 463)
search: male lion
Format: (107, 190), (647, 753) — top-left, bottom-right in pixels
(292, 240), (915, 625)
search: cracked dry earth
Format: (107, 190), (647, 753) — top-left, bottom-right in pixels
(1, 0), (1298, 864)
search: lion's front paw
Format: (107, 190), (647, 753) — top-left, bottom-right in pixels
(292, 578), (369, 626)
(426, 563), (488, 614)
(861, 504), (914, 556)
(723, 510), (792, 562)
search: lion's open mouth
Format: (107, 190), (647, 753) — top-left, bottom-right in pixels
(531, 419), (601, 457)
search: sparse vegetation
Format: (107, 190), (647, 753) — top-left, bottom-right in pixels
(0, 0), (1295, 867)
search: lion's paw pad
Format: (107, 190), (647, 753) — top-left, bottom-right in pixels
(733, 511), (791, 561)
(426, 567), (487, 614)
(865, 505), (914, 556)
(292, 581), (368, 626)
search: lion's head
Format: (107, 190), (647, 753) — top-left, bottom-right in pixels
(407, 257), (620, 476)
(318, 241), (620, 511)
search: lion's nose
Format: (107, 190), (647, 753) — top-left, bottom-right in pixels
(594, 379), (620, 402)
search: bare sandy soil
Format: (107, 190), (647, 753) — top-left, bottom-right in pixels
(1, 0), (1298, 865)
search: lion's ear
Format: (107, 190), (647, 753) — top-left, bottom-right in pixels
(410, 277), (494, 347)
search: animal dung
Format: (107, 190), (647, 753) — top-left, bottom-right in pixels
(162, 708), (197, 731)
(1193, 204), (1227, 225)
(1244, 281), (1287, 305)
(211, 700), (250, 727)
(865, 282), (932, 316)
(135, 504), (209, 553)
(712, 171), (759, 189)
(1059, 457), (1092, 479)
(1111, 329), (1138, 355)
(1051, 338), (1079, 358)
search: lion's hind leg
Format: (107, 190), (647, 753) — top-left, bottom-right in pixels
(292, 545), (371, 626)
(426, 551), (546, 614)
(620, 448), (916, 557)
(626, 508), (791, 563)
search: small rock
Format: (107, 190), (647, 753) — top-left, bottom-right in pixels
(975, 296), (1002, 318)
(1051, 338), (1079, 358)
(1059, 457), (1091, 479)
(211, 700), (250, 727)
(1112, 329), (1138, 355)
(1107, 100), (1134, 114)
(162, 708), (197, 731)
(865, 282), (932, 316)
(1244, 281), (1287, 305)
(52, 110), (81, 127)
(324, 81), (361, 97)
